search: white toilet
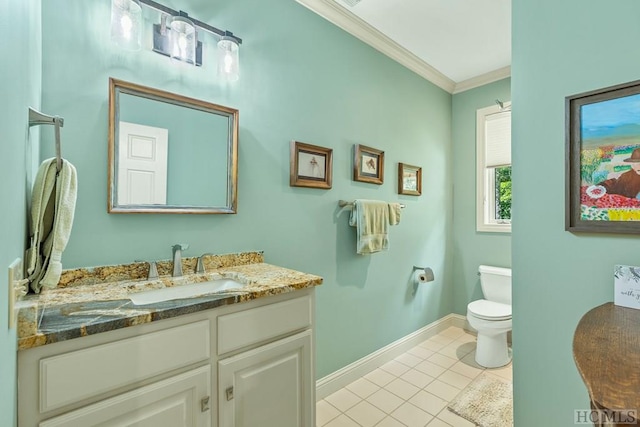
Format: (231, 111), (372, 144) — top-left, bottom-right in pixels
(466, 265), (512, 368)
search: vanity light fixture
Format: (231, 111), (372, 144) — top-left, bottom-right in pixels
(110, 0), (142, 51)
(217, 32), (240, 82)
(110, 0), (242, 77)
(167, 14), (197, 65)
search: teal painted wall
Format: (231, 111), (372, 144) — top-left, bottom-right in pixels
(451, 78), (511, 314)
(40, 0), (453, 378)
(0, 1), (40, 426)
(512, 1), (640, 425)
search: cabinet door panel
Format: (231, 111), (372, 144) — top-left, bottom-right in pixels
(40, 366), (211, 427)
(218, 330), (313, 427)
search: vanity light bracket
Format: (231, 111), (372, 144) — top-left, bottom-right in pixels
(140, 0), (242, 44)
(152, 22), (204, 66)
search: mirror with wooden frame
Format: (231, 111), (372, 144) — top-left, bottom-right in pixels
(108, 78), (238, 214)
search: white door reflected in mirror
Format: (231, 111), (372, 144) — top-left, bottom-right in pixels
(117, 121), (168, 205)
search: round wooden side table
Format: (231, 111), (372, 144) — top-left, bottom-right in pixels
(574, 302), (640, 427)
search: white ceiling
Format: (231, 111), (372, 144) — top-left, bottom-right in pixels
(296, 0), (511, 93)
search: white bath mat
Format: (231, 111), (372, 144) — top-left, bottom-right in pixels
(447, 372), (513, 427)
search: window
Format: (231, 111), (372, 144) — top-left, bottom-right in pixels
(476, 103), (511, 232)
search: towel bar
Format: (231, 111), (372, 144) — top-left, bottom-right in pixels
(28, 107), (64, 172)
(338, 200), (406, 209)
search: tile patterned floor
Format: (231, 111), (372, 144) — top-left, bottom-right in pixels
(316, 326), (513, 427)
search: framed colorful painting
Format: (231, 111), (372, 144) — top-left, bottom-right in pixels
(566, 79), (640, 233)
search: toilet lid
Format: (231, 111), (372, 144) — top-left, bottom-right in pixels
(468, 300), (512, 320)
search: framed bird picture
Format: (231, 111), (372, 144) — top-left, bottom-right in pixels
(290, 141), (333, 189)
(354, 144), (384, 185)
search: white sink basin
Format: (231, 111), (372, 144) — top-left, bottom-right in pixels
(129, 279), (245, 305)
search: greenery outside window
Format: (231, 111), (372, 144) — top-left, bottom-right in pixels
(477, 103), (511, 232)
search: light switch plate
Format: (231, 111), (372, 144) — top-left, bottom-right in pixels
(8, 258), (24, 329)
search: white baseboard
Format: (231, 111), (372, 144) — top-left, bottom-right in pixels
(450, 314), (468, 331)
(316, 313), (468, 400)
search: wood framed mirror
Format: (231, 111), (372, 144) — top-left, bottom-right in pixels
(108, 78), (238, 214)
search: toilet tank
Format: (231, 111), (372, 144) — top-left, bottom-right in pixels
(479, 265), (512, 305)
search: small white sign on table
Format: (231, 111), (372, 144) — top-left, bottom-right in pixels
(614, 265), (640, 309)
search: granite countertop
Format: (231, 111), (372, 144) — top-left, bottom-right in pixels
(17, 252), (323, 350)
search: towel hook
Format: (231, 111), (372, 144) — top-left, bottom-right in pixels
(28, 107), (64, 173)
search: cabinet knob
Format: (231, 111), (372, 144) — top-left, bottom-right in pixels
(226, 387), (234, 401)
(201, 396), (210, 412)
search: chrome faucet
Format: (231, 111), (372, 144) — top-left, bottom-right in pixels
(172, 244), (189, 277)
(135, 260), (159, 280)
(196, 253), (216, 274)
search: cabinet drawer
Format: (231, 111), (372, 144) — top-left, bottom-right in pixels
(40, 365), (211, 427)
(218, 295), (312, 355)
(40, 320), (210, 412)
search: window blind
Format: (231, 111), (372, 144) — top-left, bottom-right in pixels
(485, 110), (511, 168)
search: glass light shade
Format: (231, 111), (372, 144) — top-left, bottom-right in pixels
(110, 0), (142, 51)
(168, 16), (197, 65)
(217, 37), (240, 82)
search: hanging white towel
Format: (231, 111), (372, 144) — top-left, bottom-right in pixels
(26, 159), (57, 286)
(26, 158), (77, 293)
(349, 200), (400, 254)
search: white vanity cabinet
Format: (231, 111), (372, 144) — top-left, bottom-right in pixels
(17, 288), (315, 427)
(217, 295), (314, 427)
(18, 317), (214, 427)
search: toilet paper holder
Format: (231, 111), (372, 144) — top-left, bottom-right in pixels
(412, 266), (435, 282)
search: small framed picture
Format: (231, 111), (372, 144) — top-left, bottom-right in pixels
(398, 163), (422, 196)
(290, 141), (333, 189)
(354, 144), (384, 185)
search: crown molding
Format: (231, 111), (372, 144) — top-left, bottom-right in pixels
(295, 0), (456, 93)
(452, 66), (511, 94)
(295, 0), (512, 95)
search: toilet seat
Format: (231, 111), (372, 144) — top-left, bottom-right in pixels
(468, 300), (511, 321)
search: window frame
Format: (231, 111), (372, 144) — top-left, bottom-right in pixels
(476, 103), (512, 233)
